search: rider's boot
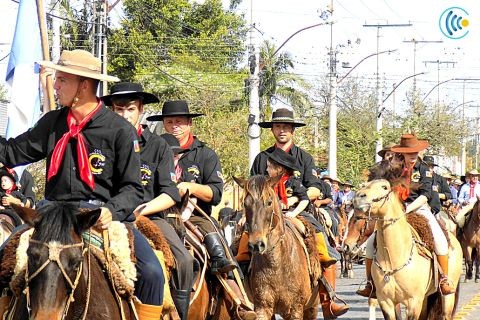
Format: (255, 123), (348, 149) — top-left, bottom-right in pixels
(315, 232), (337, 267)
(171, 289), (190, 320)
(204, 232), (237, 275)
(235, 232), (251, 263)
(319, 264), (349, 319)
(225, 279), (257, 320)
(438, 255), (456, 295)
(356, 258), (376, 298)
(134, 301), (163, 320)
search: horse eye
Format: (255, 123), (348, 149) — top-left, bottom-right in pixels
(265, 200), (272, 207)
(382, 185), (388, 190)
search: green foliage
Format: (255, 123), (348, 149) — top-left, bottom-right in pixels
(0, 84), (8, 103)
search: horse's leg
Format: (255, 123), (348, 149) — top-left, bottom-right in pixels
(284, 305), (303, 320)
(368, 298), (378, 320)
(302, 306), (319, 320)
(255, 307), (274, 320)
(405, 298), (423, 320)
(465, 246), (473, 281)
(475, 248), (480, 282)
(348, 253), (354, 278)
(379, 299), (397, 320)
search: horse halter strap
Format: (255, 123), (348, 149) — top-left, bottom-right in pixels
(25, 239), (87, 319)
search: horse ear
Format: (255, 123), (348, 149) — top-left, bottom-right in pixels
(11, 204), (38, 226)
(232, 176), (247, 189)
(76, 208), (102, 232)
(177, 190), (190, 213)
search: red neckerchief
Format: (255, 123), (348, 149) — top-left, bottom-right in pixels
(470, 181), (476, 198)
(274, 142), (293, 154)
(137, 125), (143, 137)
(273, 173), (290, 206)
(395, 166), (412, 201)
(181, 134), (195, 150)
(47, 101), (102, 190)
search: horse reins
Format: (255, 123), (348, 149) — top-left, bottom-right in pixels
(373, 237), (416, 283)
(24, 233), (93, 320)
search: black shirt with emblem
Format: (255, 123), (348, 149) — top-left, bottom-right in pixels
(429, 172), (452, 214)
(250, 144), (330, 199)
(138, 126), (180, 203)
(407, 160), (433, 203)
(0, 105), (143, 222)
(284, 175), (310, 205)
(176, 136), (223, 216)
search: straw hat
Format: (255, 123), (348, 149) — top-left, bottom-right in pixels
(38, 50), (119, 82)
(377, 142), (396, 158)
(390, 133), (429, 153)
(467, 169), (480, 176)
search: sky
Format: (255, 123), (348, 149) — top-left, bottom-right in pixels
(2, 0), (480, 118)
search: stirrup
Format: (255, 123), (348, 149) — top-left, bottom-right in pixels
(439, 276), (455, 295)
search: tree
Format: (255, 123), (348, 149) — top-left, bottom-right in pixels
(0, 84), (8, 103)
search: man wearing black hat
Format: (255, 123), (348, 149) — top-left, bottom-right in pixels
(423, 155), (451, 216)
(102, 83), (195, 320)
(250, 108), (348, 318)
(147, 100), (256, 320)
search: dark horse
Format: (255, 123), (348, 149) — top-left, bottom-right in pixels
(234, 175), (320, 320)
(4, 202), (134, 320)
(459, 200), (480, 282)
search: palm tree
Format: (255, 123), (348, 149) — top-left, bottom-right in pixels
(258, 40), (314, 116)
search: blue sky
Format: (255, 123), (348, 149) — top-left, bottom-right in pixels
(2, 0), (480, 117)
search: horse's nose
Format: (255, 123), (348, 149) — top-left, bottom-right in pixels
(249, 240), (266, 254)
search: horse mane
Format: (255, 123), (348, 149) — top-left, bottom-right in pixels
(368, 160), (420, 192)
(244, 175), (275, 202)
(33, 202), (80, 243)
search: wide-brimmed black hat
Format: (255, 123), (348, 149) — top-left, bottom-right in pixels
(147, 100), (204, 121)
(259, 108), (305, 128)
(268, 148), (299, 172)
(101, 82), (159, 106)
(343, 180), (354, 187)
(0, 168), (16, 183)
(160, 133), (185, 155)
(423, 155), (437, 167)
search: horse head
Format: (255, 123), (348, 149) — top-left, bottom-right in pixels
(343, 208), (375, 255)
(233, 175), (284, 255)
(13, 202), (100, 320)
(354, 179), (395, 218)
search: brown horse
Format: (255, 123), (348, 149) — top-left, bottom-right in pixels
(4, 202), (134, 320)
(343, 207), (375, 257)
(234, 175), (319, 320)
(459, 200), (480, 282)
(354, 179), (462, 320)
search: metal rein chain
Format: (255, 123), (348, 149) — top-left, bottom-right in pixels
(373, 238), (416, 282)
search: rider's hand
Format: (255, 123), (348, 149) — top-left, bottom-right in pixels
(237, 215), (246, 227)
(134, 203), (147, 217)
(2, 195), (21, 207)
(177, 182), (192, 197)
(95, 207), (113, 230)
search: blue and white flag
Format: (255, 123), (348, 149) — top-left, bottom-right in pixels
(5, 0), (42, 140)
(5, 0), (43, 176)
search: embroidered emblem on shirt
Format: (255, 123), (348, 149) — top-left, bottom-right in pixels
(170, 172), (177, 183)
(133, 140), (140, 153)
(425, 171), (432, 178)
(140, 164), (152, 186)
(187, 165), (200, 178)
(411, 171), (421, 182)
(294, 170), (301, 178)
(217, 171), (224, 182)
(286, 187), (293, 197)
(312, 169), (318, 177)
(89, 149), (106, 175)
(432, 185), (439, 192)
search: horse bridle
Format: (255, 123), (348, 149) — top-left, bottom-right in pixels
(360, 189), (406, 224)
(25, 236), (92, 320)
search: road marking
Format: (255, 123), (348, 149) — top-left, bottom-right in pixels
(453, 291), (480, 320)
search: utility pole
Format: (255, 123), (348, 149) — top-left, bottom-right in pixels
(247, 0), (260, 169)
(402, 39), (442, 115)
(50, 0), (61, 63)
(327, 0), (337, 177)
(363, 23), (412, 162)
(423, 60), (455, 105)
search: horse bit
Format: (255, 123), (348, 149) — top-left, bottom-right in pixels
(25, 238), (91, 320)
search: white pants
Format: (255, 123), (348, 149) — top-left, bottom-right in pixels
(365, 204), (449, 258)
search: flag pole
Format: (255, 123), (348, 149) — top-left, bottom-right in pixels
(36, 0), (55, 113)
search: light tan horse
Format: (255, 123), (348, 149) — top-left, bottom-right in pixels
(354, 179), (462, 320)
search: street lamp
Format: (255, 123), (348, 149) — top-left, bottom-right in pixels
(375, 72), (425, 162)
(421, 78), (455, 104)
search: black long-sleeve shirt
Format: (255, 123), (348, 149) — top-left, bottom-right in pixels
(0, 105), (143, 222)
(138, 126), (180, 203)
(177, 137), (223, 216)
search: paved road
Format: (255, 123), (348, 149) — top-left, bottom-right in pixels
(277, 262), (480, 319)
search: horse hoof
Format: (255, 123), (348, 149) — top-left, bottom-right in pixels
(348, 271), (354, 279)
